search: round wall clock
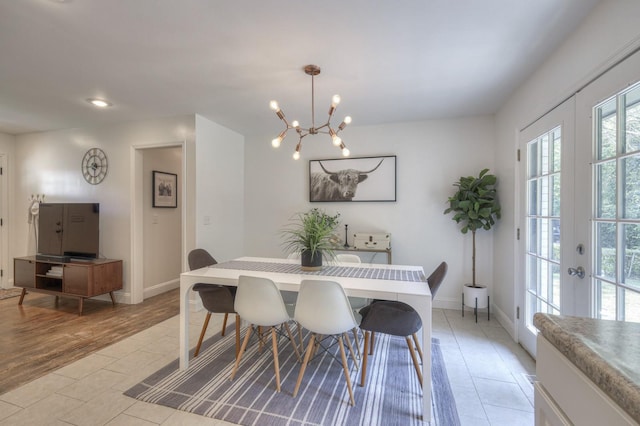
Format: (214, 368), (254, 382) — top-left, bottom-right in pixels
(82, 148), (108, 185)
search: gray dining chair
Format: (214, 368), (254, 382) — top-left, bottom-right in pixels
(358, 261), (448, 387)
(188, 248), (240, 358)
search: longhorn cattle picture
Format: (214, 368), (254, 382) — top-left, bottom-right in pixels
(309, 155), (397, 202)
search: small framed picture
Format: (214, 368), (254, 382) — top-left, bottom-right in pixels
(309, 155), (397, 202)
(153, 171), (178, 208)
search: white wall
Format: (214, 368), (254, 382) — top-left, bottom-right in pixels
(0, 132), (15, 288)
(12, 115), (196, 300)
(493, 0), (640, 334)
(194, 115), (245, 262)
(244, 117), (496, 309)
(143, 147), (182, 292)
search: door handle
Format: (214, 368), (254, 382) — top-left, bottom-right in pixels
(567, 266), (585, 279)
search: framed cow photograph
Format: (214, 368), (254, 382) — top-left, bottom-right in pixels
(308, 155), (397, 202)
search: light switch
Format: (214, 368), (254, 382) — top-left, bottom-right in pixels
(152, 214), (159, 224)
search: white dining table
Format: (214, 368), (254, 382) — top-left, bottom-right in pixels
(179, 256), (433, 422)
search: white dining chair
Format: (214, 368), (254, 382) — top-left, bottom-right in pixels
(293, 279), (359, 406)
(230, 275), (301, 392)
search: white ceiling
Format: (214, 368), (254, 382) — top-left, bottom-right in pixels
(0, 0), (600, 136)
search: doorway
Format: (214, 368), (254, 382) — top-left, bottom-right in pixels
(131, 142), (186, 304)
(518, 49), (640, 356)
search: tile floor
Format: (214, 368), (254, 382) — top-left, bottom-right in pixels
(0, 308), (535, 425)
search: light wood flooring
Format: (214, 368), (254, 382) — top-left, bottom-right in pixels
(0, 288), (179, 394)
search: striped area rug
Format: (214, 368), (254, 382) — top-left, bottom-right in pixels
(125, 328), (459, 425)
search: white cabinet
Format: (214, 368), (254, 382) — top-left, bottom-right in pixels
(535, 335), (638, 426)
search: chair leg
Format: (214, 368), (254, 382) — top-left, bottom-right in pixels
(235, 314), (241, 358)
(194, 312), (212, 357)
(257, 326), (265, 352)
(221, 313), (229, 336)
(405, 336), (423, 386)
(352, 328), (362, 359)
(360, 331), (370, 387)
(412, 332), (424, 363)
(369, 331), (375, 355)
(297, 322), (304, 350)
(271, 327), (281, 392)
(230, 324), (253, 380)
(338, 335), (356, 406)
(343, 332), (359, 369)
(293, 334), (316, 398)
(310, 334), (323, 359)
(284, 322), (302, 362)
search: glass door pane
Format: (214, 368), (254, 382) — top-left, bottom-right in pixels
(525, 127), (562, 331)
(592, 82), (640, 322)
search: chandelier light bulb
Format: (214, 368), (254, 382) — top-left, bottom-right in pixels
(269, 100), (280, 112)
(293, 151), (300, 160)
(332, 135), (342, 146)
(292, 120), (300, 129)
(342, 147), (350, 157)
(338, 115), (352, 131)
(272, 137), (281, 148)
(332, 94), (341, 106)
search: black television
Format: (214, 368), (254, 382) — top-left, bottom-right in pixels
(37, 203), (100, 261)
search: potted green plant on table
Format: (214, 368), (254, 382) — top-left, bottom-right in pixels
(444, 168), (501, 310)
(281, 208), (341, 271)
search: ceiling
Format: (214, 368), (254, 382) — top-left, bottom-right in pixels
(0, 0), (600, 137)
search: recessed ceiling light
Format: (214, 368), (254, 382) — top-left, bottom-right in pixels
(87, 98), (111, 108)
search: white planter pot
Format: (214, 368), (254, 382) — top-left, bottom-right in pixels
(463, 284), (488, 309)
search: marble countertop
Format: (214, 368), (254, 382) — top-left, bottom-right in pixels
(534, 313), (640, 423)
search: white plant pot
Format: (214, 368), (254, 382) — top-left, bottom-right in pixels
(463, 284), (488, 309)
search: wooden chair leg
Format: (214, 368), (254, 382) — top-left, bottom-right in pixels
(369, 331), (375, 355)
(18, 288), (27, 305)
(406, 336), (423, 386)
(284, 322), (302, 362)
(293, 334), (316, 398)
(230, 324), (253, 380)
(271, 327), (281, 392)
(258, 326), (264, 352)
(221, 313), (229, 336)
(310, 334), (322, 359)
(194, 312), (212, 357)
(412, 332), (424, 362)
(235, 314), (241, 358)
(297, 322), (304, 350)
(338, 336), (356, 406)
(343, 332), (359, 369)
(352, 328), (362, 359)
(360, 331), (370, 387)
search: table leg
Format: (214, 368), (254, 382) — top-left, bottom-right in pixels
(18, 288), (27, 305)
(398, 293), (431, 423)
(179, 280), (192, 370)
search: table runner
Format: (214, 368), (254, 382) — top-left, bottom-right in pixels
(210, 260), (426, 282)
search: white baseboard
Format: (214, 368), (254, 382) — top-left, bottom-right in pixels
(144, 278), (180, 299)
(93, 278), (181, 305)
(432, 296), (464, 311)
(492, 303), (517, 340)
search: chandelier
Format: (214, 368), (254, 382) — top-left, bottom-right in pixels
(270, 64), (352, 160)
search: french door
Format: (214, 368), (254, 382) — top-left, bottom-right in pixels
(518, 98), (579, 356)
(518, 49), (640, 356)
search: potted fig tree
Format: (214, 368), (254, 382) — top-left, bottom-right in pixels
(281, 208), (341, 271)
(444, 168), (501, 311)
